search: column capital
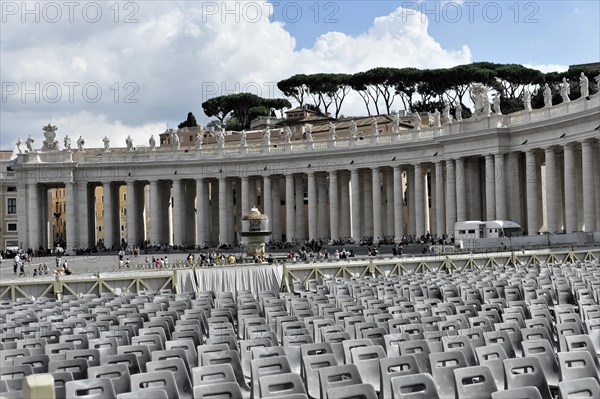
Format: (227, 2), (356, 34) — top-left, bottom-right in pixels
(581, 138), (596, 146)
(563, 141), (577, 149)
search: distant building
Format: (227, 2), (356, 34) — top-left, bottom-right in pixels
(0, 151), (18, 250)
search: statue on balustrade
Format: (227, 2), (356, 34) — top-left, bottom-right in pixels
(595, 74), (600, 91)
(349, 120), (357, 139)
(77, 136), (85, 151)
(26, 135), (34, 153)
(580, 72), (589, 98)
(328, 122), (336, 141)
(492, 93), (502, 115)
(543, 84), (552, 107)
(442, 103), (452, 123)
(371, 116), (379, 136)
(482, 96), (491, 117)
(432, 109), (441, 127)
(64, 135), (72, 151)
(172, 132), (180, 151)
(283, 126), (292, 144)
(560, 78), (570, 102)
(239, 131), (247, 147)
(149, 135), (156, 150)
(454, 102), (462, 122)
(392, 114), (401, 132)
(195, 132), (203, 149)
(216, 130), (225, 149)
(304, 124), (313, 142)
(16, 137), (23, 154)
(523, 90), (532, 111)
(262, 127), (271, 146)
(41, 124), (59, 151)
(125, 135), (134, 151)
(412, 112), (421, 130)
(103, 136), (110, 151)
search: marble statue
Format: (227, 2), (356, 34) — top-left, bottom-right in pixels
(470, 83), (490, 118)
(239, 131), (247, 147)
(595, 73), (600, 89)
(560, 78), (570, 102)
(483, 96), (491, 117)
(41, 123), (59, 151)
(16, 137), (22, 154)
(216, 130), (225, 149)
(77, 135), (85, 151)
(543, 83), (552, 107)
(349, 120), (358, 139)
(103, 136), (110, 151)
(413, 112), (421, 130)
(492, 93), (502, 115)
(432, 110), (441, 127)
(523, 90), (532, 111)
(63, 135), (72, 151)
(262, 127), (271, 152)
(304, 124), (313, 142)
(125, 135), (134, 151)
(149, 135), (156, 150)
(580, 72), (589, 98)
(371, 117), (378, 136)
(328, 122), (336, 141)
(26, 135), (34, 153)
(392, 114), (400, 133)
(172, 132), (180, 151)
(195, 132), (203, 149)
(454, 102), (462, 122)
(283, 126), (292, 144)
(442, 103), (452, 123)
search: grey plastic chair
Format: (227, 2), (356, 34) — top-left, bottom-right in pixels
(326, 383), (377, 399)
(64, 378), (117, 399)
(503, 357), (552, 399)
(454, 365), (498, 399)
(318, 364), (363, 399)
(251, 355), (292, 399)
(390, 373), (440, 399)
(351, 345), (386, 394)
(558, 377), (600, 399)
(147, 358), (193, 399)
(429, 350), (468, 399)
(558, 351), (600, 383)
(48, 358), (88, 380)
(192, 382), (242, 399)
(303, 353), (338, 399)
(522, 339), (560, 388)
(476, 344), (509, 391)
(379, 355), (420, 399)
(0, 365), (33, 391)
(51, 371), (74, 399)
(13, 354), (50, 373)
(87, 364), (131, 395)
(491, 386), (542, 399)
(259, 372), (307, 398)
(129, 371), (180, 399)
(191, 364), (236, 387)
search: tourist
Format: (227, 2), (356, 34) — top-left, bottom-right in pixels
(33, 268), (38, 277)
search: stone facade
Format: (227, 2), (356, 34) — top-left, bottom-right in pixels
(9, 94), (600, 251)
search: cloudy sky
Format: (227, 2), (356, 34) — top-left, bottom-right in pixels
(1, 0), (598, 150)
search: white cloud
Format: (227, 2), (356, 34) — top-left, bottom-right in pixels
(524, 64), (569, 74)
(1, 3), (472, 149)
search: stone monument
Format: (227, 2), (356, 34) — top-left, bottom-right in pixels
(26, 135), (34, 153)
(77, 136), (85, 151)
(240, 207), (271, 259)
(149, 135), (156, 150)
(64, 135), (72, 151)
(41, 124), (59, 151)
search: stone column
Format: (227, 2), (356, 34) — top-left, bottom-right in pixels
(507, 152), (522, 225)
(209, 181), (218, 243)
(407, 167), (415, 235)
(263, 175), (272, 240)
(172, 179), (183, 245)
(435, 161), (445, 236)
(149, 180), (160, 245)
(27, 183), (40, 250)
(456, 157), (467, 222)
(385, 169), (394, 237)
(414, 163), (425, 238)
(248, 177), (257, 209)
(218, 177), (228, 244)
(446, 159), (456, 235)
(102, 182), (114, 248)
(240, 176), (249, 216)
(581, 139), (596, 232)
(329, 171), (339, 240)
(65, 182), (76, 251)
(372, 167), (383, 241)
(226, 179), (235, 243)
(195, 179), (205, 247)
(485, 154), (496, 221)
(340, 172), (351, 239)
(495, 153), (507, 220)
(77, 182), (90, 249)
(307, 172), (318, 241)
(271, 176), (281, 241)
(564, 143), (577, 233)
(295, 175), (305, 240)
(393, 166), (405, 242)
(545, 147), (558, 233)
(126, 181), (136, 247)
(317, 174), (328, 239)
(351, 169), (361, 241)
(525, 150), (539, 235)
(285, 174), (295, 242)
(428, 168), (435, 234)
(363, 171), (373, 237)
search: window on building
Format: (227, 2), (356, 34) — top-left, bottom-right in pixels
(7, 186), (16, 192)
(98, 226), (102, 231)
(7, 223), (17, 231)
(7, 198), (16, 214)
(123, 193), (127, 201)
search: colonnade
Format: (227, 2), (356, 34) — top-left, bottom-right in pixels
(19, 139), (600, 250)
